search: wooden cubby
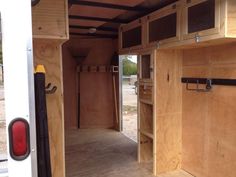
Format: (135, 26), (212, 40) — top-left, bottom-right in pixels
(119, 18), (145, 54)
(182, 0), (221, 42)
(181, 0), (236, 46)
(140, 102), (153, 136)
(146, 1), (181, 48)
(119, 0), (236, 53)
(138, 49), (183, 176)
(138, 51), (156, 174)
(139, 81), (153, 104)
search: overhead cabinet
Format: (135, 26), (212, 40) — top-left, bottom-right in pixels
(147, 1), (181, 47)
(119, 18), (144, 53)
(182, 0), (221, 42)
(119, 0), (236, 52)
(179, 0), (236, 45)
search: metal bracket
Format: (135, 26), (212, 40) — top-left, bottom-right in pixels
(186, 79), (212, 92)
(195, 34), (200, 43)
(45, 83), (57, 94)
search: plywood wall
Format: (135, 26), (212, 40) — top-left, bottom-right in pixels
(155, 50), (183, 174)
(182, 43), (236, 177)
(63, 38), (118, 129)
(62, 42), (78, 129)
(34, 39), (65, 177)
(32, 0), (68, 177)
(32, 0), (68, 39)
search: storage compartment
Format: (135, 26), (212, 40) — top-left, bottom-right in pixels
(122, 26), (142, 49)
(139, 82), (153, 104)
(183, 0), (221, 40)
(140, 102), (153, 136)
(188, 0), (215, 33)
(139, 134), (153, 162)
(147, 1), (181, 47)
(119, 18), (144, 52)
(149, 13), (177, 42)
(140, 54), (153, 80)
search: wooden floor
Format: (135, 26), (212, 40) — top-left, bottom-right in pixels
(65, 129), (193, 177)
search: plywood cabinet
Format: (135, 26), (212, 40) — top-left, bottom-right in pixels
(119, 18), (145, 54)
(181, 0), (236, 45)
(147, 1), (181, 48)
(182, 0), (221, 41)
(138, 51), (156, 174)
(119, 0), (236, 52)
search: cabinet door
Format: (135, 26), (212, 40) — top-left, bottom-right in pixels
(119, 19), (143, 52)
(183, 0), (221, 41)
(147, 2), (181, 47)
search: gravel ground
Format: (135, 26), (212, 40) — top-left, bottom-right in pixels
(0, 85), (7, 163)
(122, 84), (138, 142)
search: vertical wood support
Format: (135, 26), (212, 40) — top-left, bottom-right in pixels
(32, 0), (68, 176)
(34, 39), (65, 177)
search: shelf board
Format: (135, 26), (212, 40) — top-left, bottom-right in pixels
(139, 99), (153, 105)
(140, 130), (153, 139)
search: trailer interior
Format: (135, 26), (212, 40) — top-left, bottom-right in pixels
(25, 0), (236, 177)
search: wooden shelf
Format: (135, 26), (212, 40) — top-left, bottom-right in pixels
(140, 130), (153, 139)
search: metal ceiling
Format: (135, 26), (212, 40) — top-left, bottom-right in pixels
(69, 0), (178, 38)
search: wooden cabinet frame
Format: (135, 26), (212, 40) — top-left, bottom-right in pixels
(182, 0), (222, 41)
(119, 18), (145, 54)
(137, 50), (157, 175)
(146, 1), (182, 48)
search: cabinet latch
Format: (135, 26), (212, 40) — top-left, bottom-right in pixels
(195, 34), (200, 43)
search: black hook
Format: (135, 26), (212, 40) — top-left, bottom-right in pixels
(45, 83), (57, 94)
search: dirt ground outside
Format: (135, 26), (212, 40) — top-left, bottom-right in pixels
(122, 84), (138, 142)
(0, 85), (7, 170)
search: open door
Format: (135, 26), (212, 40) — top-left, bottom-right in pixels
(1, 0), (37, 177)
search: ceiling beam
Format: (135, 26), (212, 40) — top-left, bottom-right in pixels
(69, 25), (118, 32)
(69, 15), (129, 24)
(69, 0), (149, 12)
(70, 32), (118, 39)
(129, 0), (178, 22)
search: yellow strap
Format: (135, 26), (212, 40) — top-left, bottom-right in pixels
(35, 65), (46, 74)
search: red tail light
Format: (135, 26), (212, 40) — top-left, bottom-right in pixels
(9, 118), (30, 161)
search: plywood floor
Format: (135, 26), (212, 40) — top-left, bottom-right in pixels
(65, 129), (193, 177)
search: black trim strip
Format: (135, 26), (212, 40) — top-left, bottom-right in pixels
(69, 25), (118, 32)
(69, 15), (129, 24)
(181, 78), (236, 86)
(69, 0), (149, 12)
(70, 32), (118, 39)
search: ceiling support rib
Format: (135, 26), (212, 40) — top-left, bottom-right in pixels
(69, 15), (129, 24)
(69, 0), (149, 12)
(70, 32), (118, 39)
(69, 25), (118, 32)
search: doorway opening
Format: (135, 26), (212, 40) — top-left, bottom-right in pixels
(120, 55), (138, 142)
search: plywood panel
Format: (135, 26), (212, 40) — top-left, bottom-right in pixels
(62, 42), (78, 129)
(63, 38), (117, 129)
(32, 0), (68, 39)
(155, 50), (182, 174)
(226, 0), (236, 37)
(156, 50), (183, 115)
(182, 43), (236, 177)
(34, 39), (65, 177)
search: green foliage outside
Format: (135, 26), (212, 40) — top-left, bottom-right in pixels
(123, 56), (137, 76)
